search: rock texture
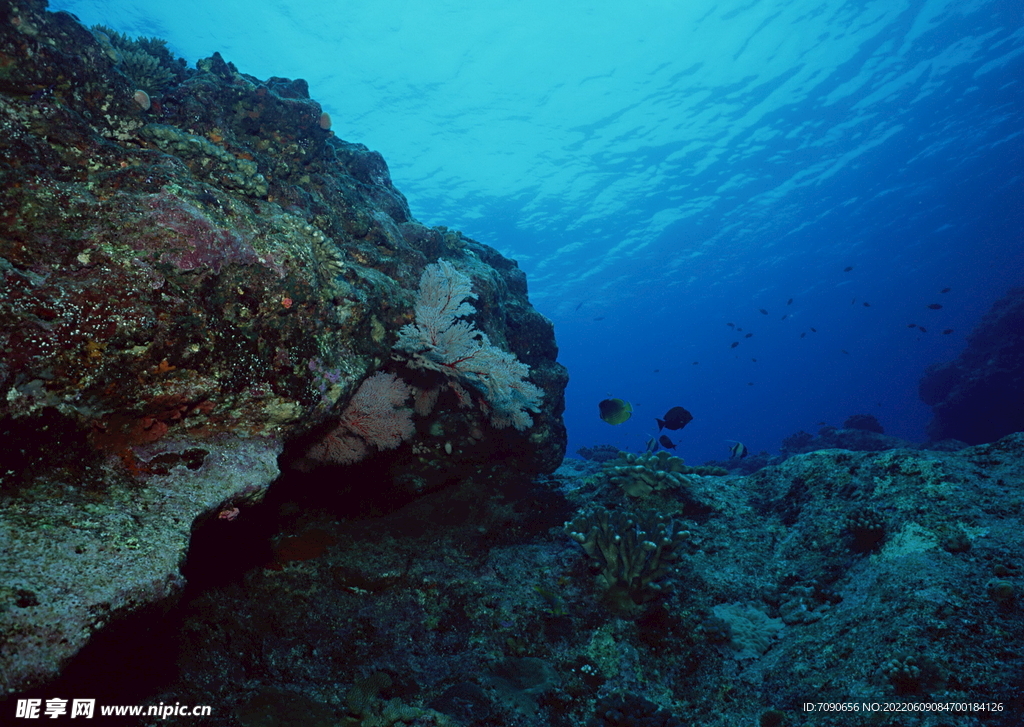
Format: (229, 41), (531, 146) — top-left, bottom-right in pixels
(920, 287), (1024, 445)
(0, 0), (566, 695)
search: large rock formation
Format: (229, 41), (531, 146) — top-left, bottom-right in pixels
(0, 0), (566, 694)
(919, 287), (1024, 444)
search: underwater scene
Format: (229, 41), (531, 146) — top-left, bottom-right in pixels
(1, 0), (1023, 725)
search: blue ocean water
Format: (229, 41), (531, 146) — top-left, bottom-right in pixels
(53, 0), (1024, 464)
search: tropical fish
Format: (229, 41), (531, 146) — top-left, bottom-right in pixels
(645, 437), (658, 452)
(927, 303), (942, 310)
(599, 398), (632, 425)
(728, 441), (748, 459)
(657, 406), (693, 431)
(658, 434), (677, 450)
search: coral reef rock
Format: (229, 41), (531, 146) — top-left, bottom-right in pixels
(0, 1), (565, 694)
(920, 286), (1024, 445)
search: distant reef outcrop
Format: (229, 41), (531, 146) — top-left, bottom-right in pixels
(0, 0), (566, 694)
(919, 287), (1024, 445)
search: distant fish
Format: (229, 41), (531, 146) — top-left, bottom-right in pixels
(844, 266), (854, 272)
(942, 329), (954, 334)
(727, 322), (735, 328)
(653, 369), (660, 373)
(692, 361), (699, 365)
(907, 323), (917, 328)
(728, 441), (748, 459)
(780, 314), (788, 320)
(658, 434), (677, 450)
(810, 327), (817, 332)
(851, 298), (857, 305)
(731, 341), (739, 348)
(657, 406), (693, 431)
(574, 302), (584, 311)
(800, 332), (806, 338)
(599, 398), (632, 425)
(736, 327), (743, 331)
(787, 298), (793, 305)
(645, 437), (658, 453)
(747, 382), (754, 386)
(841, 349), (849, 354)
(593, 316), (605, 321)
(744, 333), (753, 338)
(863, 302), (870, 307)
(751, 358), (757, 362)
(940, 287), (951, 293)
(927, 303), (942, 310)
(759, 308), (769, 315)
(918, 326), (927, 333)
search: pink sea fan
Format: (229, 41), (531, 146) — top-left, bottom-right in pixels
(306, 372), (414, 464)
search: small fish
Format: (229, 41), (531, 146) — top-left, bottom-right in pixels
(598, 398), (632, 425)
(574, 302), (584, 311)
(736, 327), (743, 331)
(927, 303), (942, 310)
(841, 349), (849, 354)
(658, 434), (677, 450)
(653, 368), (660, 373)
(728, 441), (748, 459)
(810, 327), (817, 333)
(844, 266), (854, 272)
(751, 358), (757, 362)
(645, 437), (659, 453)
(940, 287), (951, 293)
(863, 302), (870, 307)
(800, 332), (806, 338)
(744, 333), (753, 338)
(907, 323), (917, 328)
(942, 329), (953, 334)
(747, 382), (754, 386)
(780, 314), (788, 320)
(851, 298), (857, 305)
(918, 326), (927, 333)
(731, 341), (739, 348)
(692, 361), (699, 365)
(657, 406), (693, 431)
(593, 315), (605, 321)
(787, 298), (793, 305)
(759, 308), (769, 315)
(727, 322), (735, 328)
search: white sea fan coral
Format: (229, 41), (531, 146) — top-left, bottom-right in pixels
(394, 260), (543, 430)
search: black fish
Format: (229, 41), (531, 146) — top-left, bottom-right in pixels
(787, 298), (793, 305)
(940, 287), (951, 293)
(844, 266), (854, 272)
(751, 358), (757, 362)
(907, 323), (917, 328)
(658, 434), (677, 450)
(744, 333), (753, 338)
(863, 302), (870, 307)
(918, 326), (928, 333)
(810, 327), (817, 332)
(759, 308), (768, 315)
(927, 303), (942, 310)
(727, 322), (735, 328)
(731, 341), (739, 348)
(657, 406), (693, 431)
(692, 361), (699, 365)
(942, 329), (954, 334)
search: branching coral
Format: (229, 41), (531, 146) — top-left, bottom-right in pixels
(564, 506), (690, 616)
(603, 451), (726, 497)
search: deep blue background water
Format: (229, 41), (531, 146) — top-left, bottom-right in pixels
(54, 0), (1024, 464)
